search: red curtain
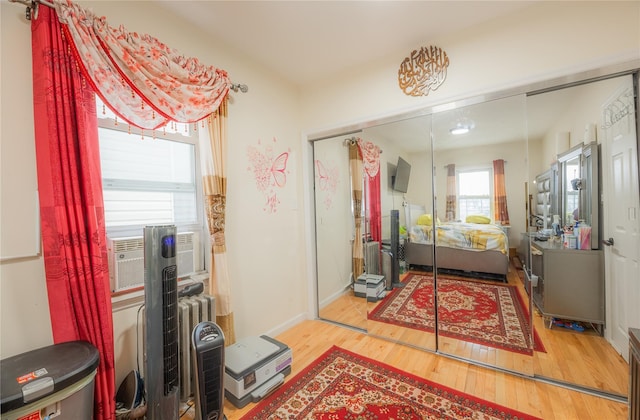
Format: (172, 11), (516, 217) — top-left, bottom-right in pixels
(32, 6), (115, 419)
(366, 175), (382, 243)
(357, 139), (382, 244)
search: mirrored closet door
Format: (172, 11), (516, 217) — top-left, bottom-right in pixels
(525, 74), (635, 396)
(314, 135), (367, 330)
(431, 94), (534, 376)
(312, 67), (638, 399)
(362, 115), (436, 351)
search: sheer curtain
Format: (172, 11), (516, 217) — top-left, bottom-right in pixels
(445, 164), (457, 221)
(493, 159), (510, 225)
(200, 99), (235, 344)
(31, 6), (115, 418)
(349, 142), (364, 278)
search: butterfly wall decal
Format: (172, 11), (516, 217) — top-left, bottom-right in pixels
(315, 159), (339, 209)
(271, 152), (289, 188)
(247, 138), (291, 213)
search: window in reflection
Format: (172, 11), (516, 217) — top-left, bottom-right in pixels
(564, 157), (580, 224)
(457, 168), (492, 221)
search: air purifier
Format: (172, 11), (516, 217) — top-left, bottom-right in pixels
(191, 321), (226, 420)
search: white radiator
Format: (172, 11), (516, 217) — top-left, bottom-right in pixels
(142, 293), (216, 402)
(365, 241), (381, 275)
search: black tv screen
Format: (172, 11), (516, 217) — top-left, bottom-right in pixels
(393, 156), (411, 193)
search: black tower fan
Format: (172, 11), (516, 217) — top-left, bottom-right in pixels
(143, 225), (180, 419)
(192, 321), (226, 420)
(390, 209), (403, 288)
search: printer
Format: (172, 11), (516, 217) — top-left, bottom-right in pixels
(224, 335), (292, 408)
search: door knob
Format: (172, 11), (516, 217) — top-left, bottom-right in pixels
(602, 237), (614, 246)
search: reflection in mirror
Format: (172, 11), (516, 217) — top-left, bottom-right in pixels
(362, 115), (436, 351)
(560, 150), (581, 226)
(312, 69), (636, 398)
(525, 74), (634, 396)
(315, 135), (367, 330)
(432, 94), (534, 376)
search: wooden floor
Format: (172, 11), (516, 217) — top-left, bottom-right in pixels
(179, 319), (628, 420)
(319, 262), (629, 396)
(179, 259), (629, 419)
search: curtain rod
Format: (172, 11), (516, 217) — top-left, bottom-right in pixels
(9, 0), (53, 20)
(8, 0), (249, 94)
(343, 137), (383, 153)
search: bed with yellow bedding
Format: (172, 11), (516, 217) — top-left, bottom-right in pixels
(404, 204), (509, 281)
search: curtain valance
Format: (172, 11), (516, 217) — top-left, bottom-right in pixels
(357, 138), (381, 178)
(54, 0), (231, 130)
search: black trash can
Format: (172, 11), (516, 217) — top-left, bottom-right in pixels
(1, 341), (100, 420)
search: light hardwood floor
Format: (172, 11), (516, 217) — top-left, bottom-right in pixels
(320, 263), (629, 396)
(180, 261), (629, 419)
(180, 319), (627, 420)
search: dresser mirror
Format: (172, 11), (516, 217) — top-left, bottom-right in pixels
(312, 67), (637, 398)
(559, 147), (582, 226)
(556, 141), (600, 248)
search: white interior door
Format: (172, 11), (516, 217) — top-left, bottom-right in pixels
(602, 77), (640, 361)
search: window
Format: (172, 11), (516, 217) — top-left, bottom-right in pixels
(457, 168), (493, 222)
(97, 98), (204, 240)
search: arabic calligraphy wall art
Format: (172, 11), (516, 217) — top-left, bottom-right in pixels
(398, 45), (449, 97)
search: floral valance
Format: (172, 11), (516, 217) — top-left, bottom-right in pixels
(54, 0), (231, 130)
(357, 138), (381, 178)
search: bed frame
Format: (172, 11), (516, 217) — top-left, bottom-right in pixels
(403, 204), (509, 282)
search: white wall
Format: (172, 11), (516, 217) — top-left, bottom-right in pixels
(299, 2), (640, 131)
(1, 0), (639, 391)
(0, 1), (53, 360)
(538, 75), (634, 165)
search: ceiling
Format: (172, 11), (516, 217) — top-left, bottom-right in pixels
(154, 1), (581, 152)
(155, 1), (537, 87)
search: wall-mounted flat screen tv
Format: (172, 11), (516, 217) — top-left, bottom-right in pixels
(392, 156), (411, 193)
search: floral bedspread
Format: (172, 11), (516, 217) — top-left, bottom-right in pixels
(409, 222), (508, 254)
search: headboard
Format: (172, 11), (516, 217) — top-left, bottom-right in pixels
(404, 203), (427, 229)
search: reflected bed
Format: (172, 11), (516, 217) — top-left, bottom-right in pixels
(403, 204), (509, 281)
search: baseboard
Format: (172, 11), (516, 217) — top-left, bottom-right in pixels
(318, 283), (352, 309)
(264, 312), (309, 339)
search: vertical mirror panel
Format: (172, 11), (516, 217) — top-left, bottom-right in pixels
(315, 135), (367, 330)
(363, 115), (436, 351)
(525, 75), (635, 395)
(432, 95), (534, 376)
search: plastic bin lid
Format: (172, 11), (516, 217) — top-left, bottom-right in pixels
(1, 340), (100, 414)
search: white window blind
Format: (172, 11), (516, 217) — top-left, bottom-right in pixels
(457, 168), (493, 222)
(97, 98), (203, 238)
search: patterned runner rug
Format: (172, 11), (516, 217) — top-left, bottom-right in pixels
(241, 346), (541, 419)
(368, 273), (545, 354)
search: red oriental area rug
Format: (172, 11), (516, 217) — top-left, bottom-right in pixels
(368, 273), (545, 355)
(241, 346), (541, 419)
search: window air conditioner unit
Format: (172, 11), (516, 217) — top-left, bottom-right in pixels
(108, 231), (198, 292)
